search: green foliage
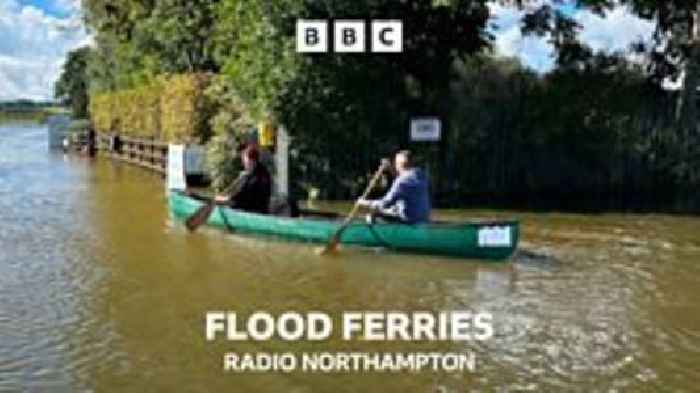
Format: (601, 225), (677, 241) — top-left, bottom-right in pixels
(90, 74), (212, 142)
(55, 47), (92, 118)
(89, 93), (115, 133)
(205, 131), (243, 192)
(214, 0), (302, 119)
(204, 76), (256, 191)
(161, 73), (215, 143)
(441, 54), (694, 209)
(112, 83), (164, 138)
(213, 0), (493, 199)
(142, 0), (220, 72)
(68, 0), (698, 210)
(81, 0), (220, 92)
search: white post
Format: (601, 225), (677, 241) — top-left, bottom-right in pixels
(167, 144), (187, 193)
(275, 126), (290, 196)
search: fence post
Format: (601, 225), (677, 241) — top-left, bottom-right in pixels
(275, 125), (290, 196)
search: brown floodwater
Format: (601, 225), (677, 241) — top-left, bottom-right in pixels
(1, 123), (699, 392)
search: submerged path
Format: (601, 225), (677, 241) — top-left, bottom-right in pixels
(0, 123), (699, 392)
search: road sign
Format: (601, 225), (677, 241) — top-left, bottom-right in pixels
(410, 117), (441, 142)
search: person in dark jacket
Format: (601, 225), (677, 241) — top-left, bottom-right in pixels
(215, 144), (272, 214)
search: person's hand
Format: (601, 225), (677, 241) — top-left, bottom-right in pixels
(379, 158), (396, 176)
(357, 198), (372, 208)
(380, 158), (391, 171)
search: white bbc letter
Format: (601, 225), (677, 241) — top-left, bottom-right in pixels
(334, 20), (365, 53)
(297, 19), (328, 53)
(371, 20), (403, 53)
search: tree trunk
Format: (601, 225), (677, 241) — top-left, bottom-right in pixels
(674, 5), (700, 184)
(676, 6), (700, 134)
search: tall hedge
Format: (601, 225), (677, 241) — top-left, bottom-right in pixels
(160, 74), (213, 143)
(89, 73), (212, 143)
(90, 93), (114, 133)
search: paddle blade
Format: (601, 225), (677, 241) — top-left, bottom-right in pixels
(316, 236), (341, 255)
(185, 202), (216, 231)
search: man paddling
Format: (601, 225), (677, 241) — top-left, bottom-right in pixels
(215, 144), (272, 214)
(358, 150), (431, 224)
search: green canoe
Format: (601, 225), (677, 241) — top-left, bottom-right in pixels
(169, 191), (519, 260)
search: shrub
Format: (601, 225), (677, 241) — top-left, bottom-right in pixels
(89, 73), (212, 142)
(161, 73), (214, 144)
(204, 76), (257, 191)
(89, 93), (115, 133)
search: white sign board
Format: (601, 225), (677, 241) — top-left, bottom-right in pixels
(410, 117), (441, 142)
(478, 226), (512, 248)
(167, 144), (187, 192)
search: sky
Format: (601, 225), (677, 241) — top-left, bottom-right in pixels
(0, 0), (88, 101)
(489, 1), (655, 71)
(0, 0), (656, 102)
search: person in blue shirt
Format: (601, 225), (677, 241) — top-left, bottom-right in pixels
(358, 150), (431, 224)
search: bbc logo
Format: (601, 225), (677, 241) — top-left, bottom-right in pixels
(296, 19), (403, 53)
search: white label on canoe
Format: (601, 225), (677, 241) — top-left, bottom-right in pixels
(167, 144), (187, 192)
(478, 226), (511, 247)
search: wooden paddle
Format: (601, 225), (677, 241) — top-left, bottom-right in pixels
(318, 159), (390, 255)
(185, 173), (246, 232)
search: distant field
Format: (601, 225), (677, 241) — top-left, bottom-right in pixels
(0, 107), (69, 123)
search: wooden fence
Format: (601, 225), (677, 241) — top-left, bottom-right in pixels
(96, 133), (168, 174)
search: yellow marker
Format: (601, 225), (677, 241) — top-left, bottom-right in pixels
(259, 121), (275, 147)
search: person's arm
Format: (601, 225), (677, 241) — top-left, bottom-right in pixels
(359, 177), (404, 209)
(214, 171), (249, 203)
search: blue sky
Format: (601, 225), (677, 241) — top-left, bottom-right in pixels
(18, 0), (74, 17)
(0, 0), (655, 101)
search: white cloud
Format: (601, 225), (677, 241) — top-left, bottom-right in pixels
(577, 6), (654, 53)
(489, 3), (556, 71)
(488, 3), (557, 72)
(0, 0), (90, 101)
(54, 0), (81, 13)
(488, 3), (655, 73)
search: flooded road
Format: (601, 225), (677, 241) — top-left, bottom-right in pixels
(1, 123), (699, 392)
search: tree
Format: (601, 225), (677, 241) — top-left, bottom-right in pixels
(214, 0), (493, 198)
(81, 0), (221, 91)
(55, 47), (92, 118)
(504, 0), (700, 186)
(142, 0), (221, 73)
